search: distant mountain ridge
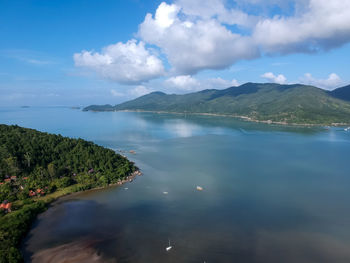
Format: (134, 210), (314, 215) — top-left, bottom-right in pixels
(84, 83), (350, 125)
(329, 84), (350, 101)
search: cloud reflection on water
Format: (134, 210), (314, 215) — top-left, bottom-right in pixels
(164, 119), (201, 138)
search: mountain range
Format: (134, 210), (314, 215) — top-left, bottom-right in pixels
(84, 83), (350, 125)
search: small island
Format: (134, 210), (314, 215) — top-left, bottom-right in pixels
(0, 124), (138, 262)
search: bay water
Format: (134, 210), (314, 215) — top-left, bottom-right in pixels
(1, 107), (350, 262)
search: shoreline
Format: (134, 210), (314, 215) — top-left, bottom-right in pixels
(18, 169), (142, 261)
(0, 124), (142, 262)
(88, 109), (350, 127)
(31, 169), (142, 204)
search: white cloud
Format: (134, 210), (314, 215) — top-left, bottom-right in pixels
(154, 2), (180, 28)
(129, 85), (153, 97)
(110, 86), (155, 99)
(74, 0), (350, 85)
(300, 73), (343, 90)
(165, 75), (201, 91)
(175, 0), (257, 27)
(138, 0), (350, 75)
(74, 39), (165, 85)
(110, 89), (124, 97)
(261, 72), (287, 84)
(205, 77), (239, 89)
(165, 75), (239, 92)
(138, 2), (259, 75)
(253, 0), (350, 53)
(175, 0), (224, 19)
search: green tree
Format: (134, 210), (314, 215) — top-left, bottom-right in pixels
(24, 152), (31, 168)
(47, 163), (56, 179)
(4, 157), (19, 176)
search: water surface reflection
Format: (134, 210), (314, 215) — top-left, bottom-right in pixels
(1, 108), (349, 262)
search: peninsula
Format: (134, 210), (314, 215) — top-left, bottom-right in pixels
(0, 124), (137, 262)
(84, 83), (350, 125)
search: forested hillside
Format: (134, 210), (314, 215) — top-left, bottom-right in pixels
(330, 84), (350, 101)
(84, 83), (350, 125)
(0, 124), (136, 262)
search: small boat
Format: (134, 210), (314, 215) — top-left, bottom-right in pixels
(166, 239), (172, 251)
(345, 127), (350, 131)
(196, 186), (203, 191)
(163, 191), (168, 195)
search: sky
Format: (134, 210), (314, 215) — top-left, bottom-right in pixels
(1, 0), (350, 106)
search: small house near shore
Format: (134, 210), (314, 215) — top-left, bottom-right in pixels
(0, 201), (12, 213)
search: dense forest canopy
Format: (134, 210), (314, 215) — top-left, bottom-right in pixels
(84, 83), (350, 125)
(0, 124), (135, 201)
(0, 124), (136, 262)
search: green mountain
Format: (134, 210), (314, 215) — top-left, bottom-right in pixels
(84, 83), (350, 125)
(330, 85), (350, 102)
(83, 104), (114, 111)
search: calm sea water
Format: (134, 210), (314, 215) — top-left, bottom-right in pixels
(1, 107), (350, 263)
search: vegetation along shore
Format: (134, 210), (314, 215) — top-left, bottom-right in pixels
(84, 83), (350, 126)
(0, 124), (139, 262)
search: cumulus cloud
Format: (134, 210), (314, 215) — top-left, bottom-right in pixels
(74, 0), (350, 85)
(110, 89), (124, 97)
(110, 85), (153, 98)
(129, 85), (153, 97)
(138, 2), (259, 75)
(74, 40), (164, 85)
(137, 0), (350, 75)
(165, 75), (201, 91)
(165, 75), (239, 92)
(261, 72), (287, 84)
(253, 0), (350, 53)
(175, 0), (258, 27)
(300, 73), (343, 90)
(205, 77), (239, 89)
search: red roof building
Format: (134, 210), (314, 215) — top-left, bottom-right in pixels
(36, 189), (45, 195)
(0, 201), (12, 212)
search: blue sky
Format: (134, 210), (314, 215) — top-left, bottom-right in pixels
(1, 0), (350, 106)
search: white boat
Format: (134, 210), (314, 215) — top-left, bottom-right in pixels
(166, 239), (172, 251)
(345, 127), (350, 131)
